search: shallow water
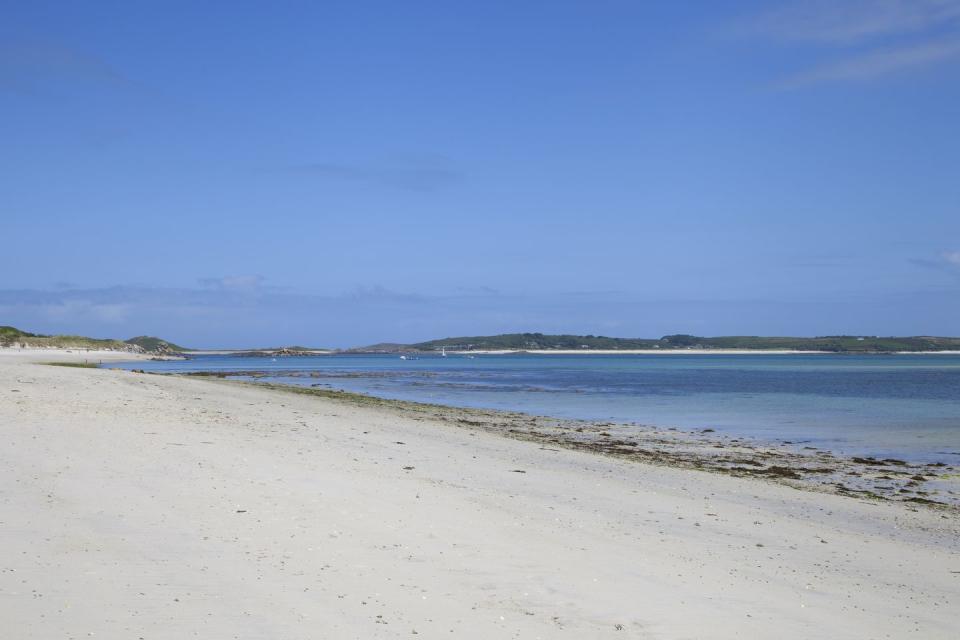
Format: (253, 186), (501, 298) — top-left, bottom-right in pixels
(111, 353), (960, 463)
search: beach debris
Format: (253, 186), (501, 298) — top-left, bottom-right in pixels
(852, 457), (908, 466)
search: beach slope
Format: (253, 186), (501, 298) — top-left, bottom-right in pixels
(1, 352), (957, 638)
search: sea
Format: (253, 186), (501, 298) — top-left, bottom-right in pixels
(109, 353), (960, 464)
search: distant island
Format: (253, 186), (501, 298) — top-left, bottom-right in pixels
(354, 333), (960, 354)
(5, 325), (960, 355)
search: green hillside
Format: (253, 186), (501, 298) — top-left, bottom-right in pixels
(125, 336), (190, 353)
(0, 325), (39, 341)
(405, 333), (960, 353)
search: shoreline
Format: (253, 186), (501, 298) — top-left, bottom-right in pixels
(197, 375), (960, 510)
(131, 362), (960, 471)
(103, 357), (960, 497)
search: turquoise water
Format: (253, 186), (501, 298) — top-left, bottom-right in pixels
(112, 353), (960, 463)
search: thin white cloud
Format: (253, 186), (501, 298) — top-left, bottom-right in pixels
(737, 0), (960, 86)
(908, 250), (960, 273)
(198, 275), (266, 291)
(780, 37), (960, 87)
(745, 0), (960, 43)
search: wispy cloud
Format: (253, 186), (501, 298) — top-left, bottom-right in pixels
(909, 250), (960, 273)
(744, 0), (960, 43)
(341, 285), (428, 304)
(736, 0), (960, 86)
(780, 37), (960, 87)
(289, 158), (462, 192)
(0, 40), (132, 97)
(198, 275), (267, 292)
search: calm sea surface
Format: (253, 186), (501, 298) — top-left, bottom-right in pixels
(110, 353), (960, 463)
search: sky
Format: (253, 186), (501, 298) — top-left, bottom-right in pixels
(2, 1), (959, 347)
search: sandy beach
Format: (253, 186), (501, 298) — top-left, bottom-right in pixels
(449, 349), (960, 355)
(1, 350), (958, 638)
(449, 349), (832, 355)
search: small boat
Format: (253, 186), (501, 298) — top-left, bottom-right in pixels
(441, 346), (448, 357)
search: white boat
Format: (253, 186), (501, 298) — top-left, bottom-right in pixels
(441, 347), (447, 357)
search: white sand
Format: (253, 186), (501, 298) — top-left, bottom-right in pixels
(452, 349), (830, 355)
(0, 347), (156, 364)
(1, 351), (957, 638)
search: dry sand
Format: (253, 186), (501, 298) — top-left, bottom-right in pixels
(451, 349), (830, 355)
(1, 350), (957, 638)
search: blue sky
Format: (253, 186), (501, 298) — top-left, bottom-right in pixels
(2, 1), (959, 347)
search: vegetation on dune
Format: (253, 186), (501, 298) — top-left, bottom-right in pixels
(1, 325), (186, 354)
(0, 327), (130, 351)
(30, 335), (132, 349)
